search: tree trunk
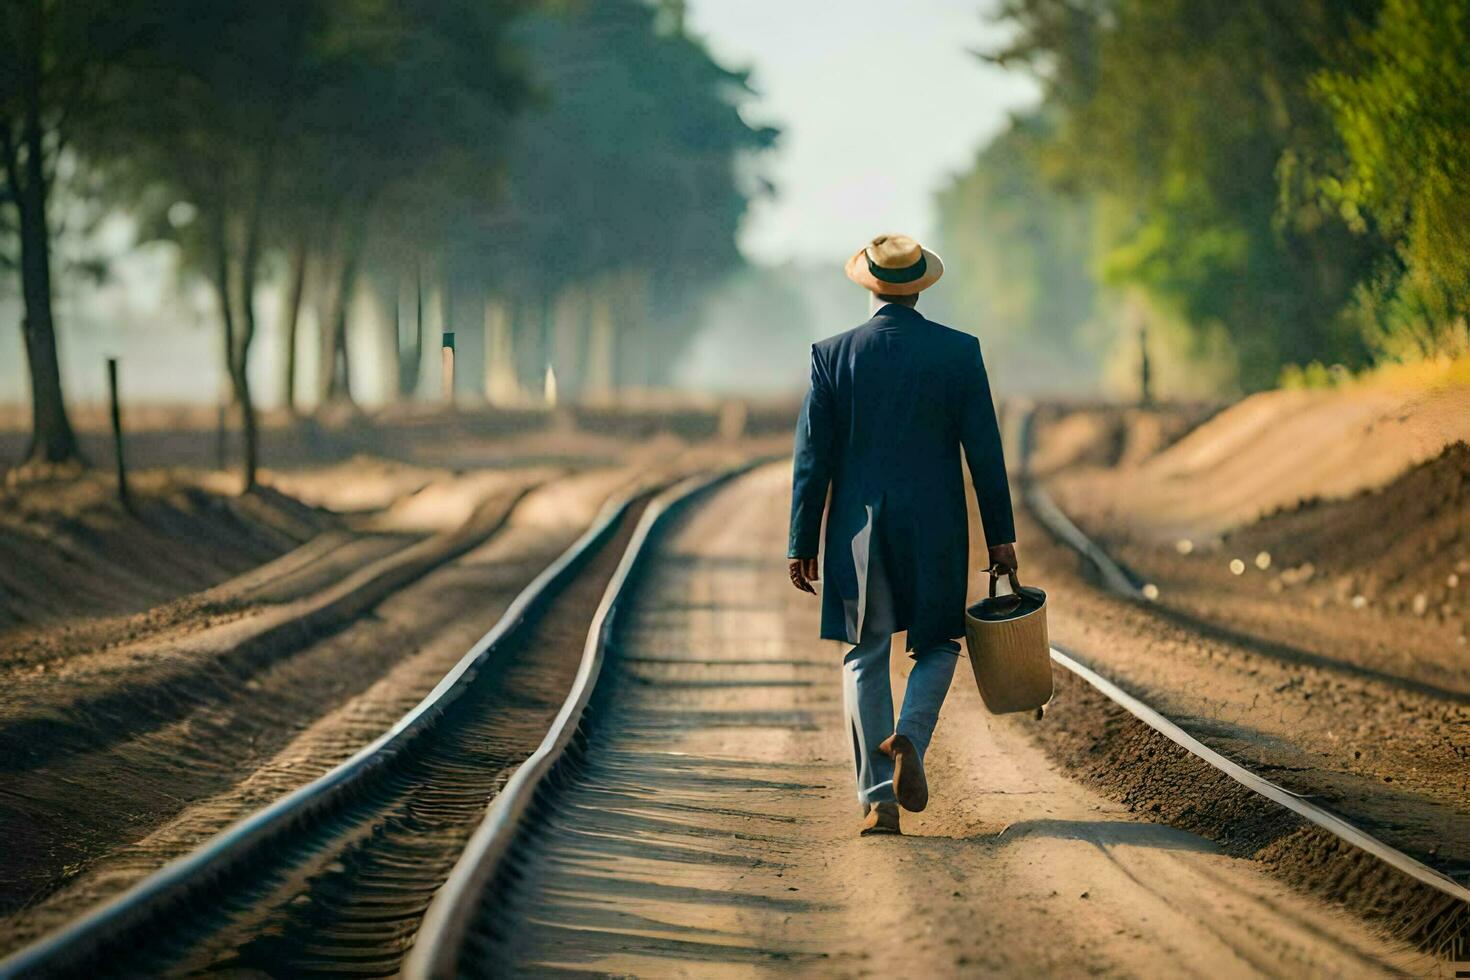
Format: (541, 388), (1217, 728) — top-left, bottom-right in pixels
(209, 211), (249, 485)
(397, 266), (424, 399)
(279, 237), (308, 415)
(484, 295), (517, 404)
(551, 285), (589, 399)
(236, 201), (271, 491)
(614, 268), (650, 389)
(585, 281), (615, 399)
(2, 25), (79, 466)
(323, 219), (366, 406)
(233, 350), (259, 491)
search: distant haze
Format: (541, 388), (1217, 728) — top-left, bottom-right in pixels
(684, 1), (1039, 265)
(672, 2), (1041, 393)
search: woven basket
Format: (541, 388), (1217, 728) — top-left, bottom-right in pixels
(964, 569), (1052, 714)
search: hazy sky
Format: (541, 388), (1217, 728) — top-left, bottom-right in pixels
(684, 1), (1040, 266)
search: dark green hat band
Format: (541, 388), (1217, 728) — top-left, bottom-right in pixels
(867, 253), (927, 284)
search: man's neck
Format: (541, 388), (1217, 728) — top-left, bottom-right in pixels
(869, 294), (917, 316)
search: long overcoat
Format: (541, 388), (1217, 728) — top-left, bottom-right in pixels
(788, 303), (1015, 651)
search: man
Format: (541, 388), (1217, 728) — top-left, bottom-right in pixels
(788, 233), (1018, 836)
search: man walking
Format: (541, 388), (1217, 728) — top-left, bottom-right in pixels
(788, 233), (1018, 835)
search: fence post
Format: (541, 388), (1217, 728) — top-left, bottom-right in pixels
(215, 401), (227, 470)
(107, 357), (131, 508)
(441, 331), (456, 408)
(1138, 324), (1153, 407)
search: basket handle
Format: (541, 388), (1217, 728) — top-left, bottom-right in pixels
(987, 566), (1024, 598)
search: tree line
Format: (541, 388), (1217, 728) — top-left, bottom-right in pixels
(933, 0), (1469, 393)
(1, 0), (775, 486)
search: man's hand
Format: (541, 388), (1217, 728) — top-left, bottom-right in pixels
(788, 557), (819, 594)
(988, 542), (1019, 574)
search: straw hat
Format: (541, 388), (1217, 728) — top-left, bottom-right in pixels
(844, 233), (945, 295)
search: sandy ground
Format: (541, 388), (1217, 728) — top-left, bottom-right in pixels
(0, 462), (541, 924)
(0, 399), (802, 483)
(1015, 404), (1470, 929)
(489, 463), (1418, 977)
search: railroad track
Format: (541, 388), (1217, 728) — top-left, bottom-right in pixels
(0, 468), (746, 979)
(6, 432), (1465, 973)
(400, 430), (1466, 974)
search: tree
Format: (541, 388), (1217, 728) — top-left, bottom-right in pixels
(90, 2), (330, 488)
(972, 0), (1388, 390)
(280, 0), (535, 407)
(91, 0), (531, 483)
(1311, 0), (1470, 360)
(454, 0), (776, 396)
(0, 1), (154, 465)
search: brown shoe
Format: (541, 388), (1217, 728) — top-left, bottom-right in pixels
(879, 733), (928, 812)
(860, 802), (901, 835)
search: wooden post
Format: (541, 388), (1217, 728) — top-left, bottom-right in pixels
(441, 331), (456, 407)
(1139, 324), (1153, 407)
(107, 358), (131, 508)
(215, 401), (227, 470)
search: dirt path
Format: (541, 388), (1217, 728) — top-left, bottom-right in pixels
(489, 463), (1415, 977)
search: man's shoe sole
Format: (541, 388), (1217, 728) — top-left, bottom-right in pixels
(861, 803), (902, 835)
(881, 733), (929, 812)
(859, 823), (902, 836)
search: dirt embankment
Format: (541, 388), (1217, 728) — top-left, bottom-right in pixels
(1118, 442), (1470, 691)
(1024, 401), (1221, 478)
(1046, 383), (1470, 541)
(1042, 385), (1470, 694)
(0, 471), (327, 654)
(1018, 384), (1470, 946)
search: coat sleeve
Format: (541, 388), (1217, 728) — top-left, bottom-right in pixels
(788, 345), (835, 559)
(960, 337), (1016, 547)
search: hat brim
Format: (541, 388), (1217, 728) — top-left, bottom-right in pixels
(845, 246), (944, 295)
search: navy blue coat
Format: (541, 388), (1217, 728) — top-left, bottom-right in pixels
(788, 303), (1015, 650)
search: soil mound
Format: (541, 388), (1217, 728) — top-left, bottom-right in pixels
(0, 471), (327, 638)
(1223, 440), (1469, 639)
(1025, 403), (1218, 478)
(1052, 383), (1470, 540)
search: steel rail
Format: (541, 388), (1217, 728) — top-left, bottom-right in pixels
(402, 466), (745, 980)
(1012, 402), (1146, 601)
(1049, 644), (1470, 905)
(1024, 483), (1144, 597)
(0, 486), (646, 980)
(1016, 406), (1470, 908)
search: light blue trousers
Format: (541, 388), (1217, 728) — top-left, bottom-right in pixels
(841, 552), (960, 807)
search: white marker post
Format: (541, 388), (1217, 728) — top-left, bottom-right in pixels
(441, 331), (455, 408)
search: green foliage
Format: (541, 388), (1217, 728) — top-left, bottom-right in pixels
(1312, 0), (1470, 360)
(1278, 359), (1351, 389)
(951, 0), (1470, 393)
